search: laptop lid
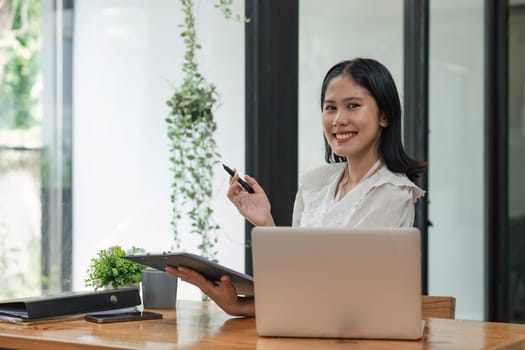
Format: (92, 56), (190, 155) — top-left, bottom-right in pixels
(251, 227), (422, 339)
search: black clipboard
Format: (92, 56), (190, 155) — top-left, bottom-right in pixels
(123, 252), (254, 296)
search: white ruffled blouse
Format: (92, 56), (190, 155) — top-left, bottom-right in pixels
(292, 163), (425, 228)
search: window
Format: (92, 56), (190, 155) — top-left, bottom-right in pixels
(0, 0), (246, 301)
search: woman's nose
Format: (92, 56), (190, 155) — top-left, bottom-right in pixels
(332, 111), (349, 126)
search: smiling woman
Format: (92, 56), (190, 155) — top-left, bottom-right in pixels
(320, 59), (426, 180)
(166, 57), (428, 317)
(321, 74), (388, 189)
(293, 58), (427, 228)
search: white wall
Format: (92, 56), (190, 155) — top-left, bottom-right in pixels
(428, 0), (485, 320)
(72, 0), (245, 300)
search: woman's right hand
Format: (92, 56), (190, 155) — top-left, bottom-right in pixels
(165, 266), (255, 317)
(226, 171), (275, 226)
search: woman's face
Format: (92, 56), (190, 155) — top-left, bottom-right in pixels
(322, 74), (388, 162)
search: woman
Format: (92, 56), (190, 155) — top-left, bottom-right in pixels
(166, 58), (427, 317)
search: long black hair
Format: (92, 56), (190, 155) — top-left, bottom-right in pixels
(320, 58), (427, 181)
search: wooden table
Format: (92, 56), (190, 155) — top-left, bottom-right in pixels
(1, 300), (525, 349)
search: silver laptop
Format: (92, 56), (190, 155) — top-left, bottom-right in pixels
(251, 227), (422, 340)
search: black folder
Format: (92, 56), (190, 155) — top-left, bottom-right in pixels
(0, 287), (141, 322)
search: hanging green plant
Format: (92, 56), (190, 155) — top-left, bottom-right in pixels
(165, 0), (247, 261)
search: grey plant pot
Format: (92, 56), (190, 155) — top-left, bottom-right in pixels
(141, 269), (178, 309)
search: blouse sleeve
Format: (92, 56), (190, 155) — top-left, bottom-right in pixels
(291, 189), (305, 227)
(352, 183), (418, 228)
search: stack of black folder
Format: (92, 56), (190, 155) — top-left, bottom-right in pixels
(0, 287), (141, 322)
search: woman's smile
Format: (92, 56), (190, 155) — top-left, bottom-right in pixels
(334, 131), (358, 142)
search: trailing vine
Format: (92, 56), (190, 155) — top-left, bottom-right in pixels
(165, 0), (246, 261)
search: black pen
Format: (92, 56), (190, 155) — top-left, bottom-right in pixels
(222, 164), (255, 193)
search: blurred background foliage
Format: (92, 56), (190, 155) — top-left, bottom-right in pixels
(0, 0), (41, 130)
(0, 0), (42, 300)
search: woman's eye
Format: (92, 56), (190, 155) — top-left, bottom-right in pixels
(324, 105), (336, 111)
(348, 103), (359, 109)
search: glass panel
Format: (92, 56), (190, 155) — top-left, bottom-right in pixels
(1, 0), (245, 301)
(298, 0), (404, 174)
(72, 1), (245, 300)
(0, 0), (43, 298)
(0, 0), (73, 297)
(428, 0), (485, 320)
(508, 2), (525, 323)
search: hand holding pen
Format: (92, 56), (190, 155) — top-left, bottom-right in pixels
(223, 164), (275, 226)
(222, 164), (255, 193)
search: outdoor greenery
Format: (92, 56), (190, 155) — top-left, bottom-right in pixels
(0, 0), (41, 130)
(0, 0), (42, 300)
(84, 246), (147, 290)
(165, 0), (247, 261)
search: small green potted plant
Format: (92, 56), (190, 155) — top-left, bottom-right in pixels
(85, 246), (147, 290)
